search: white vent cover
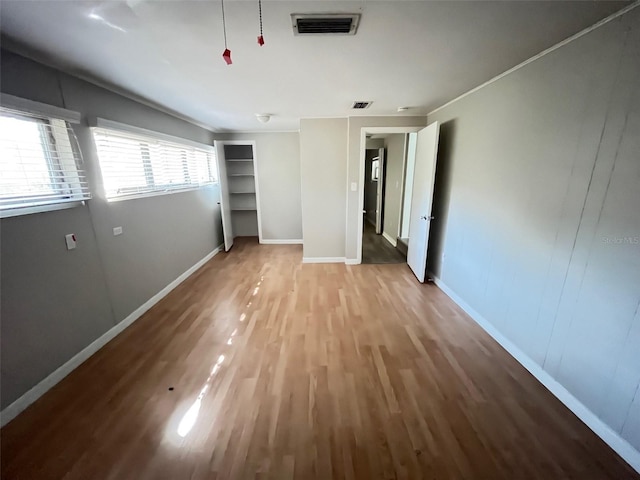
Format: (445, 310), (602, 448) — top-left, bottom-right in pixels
(291, 14), (361, 35)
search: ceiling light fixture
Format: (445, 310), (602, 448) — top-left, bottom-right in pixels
(255, 114), (271, 123)
(221, 0), (232, 65)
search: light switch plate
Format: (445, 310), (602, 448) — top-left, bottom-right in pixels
(350, 182), (357, 191)
(113, 226), (123, 236)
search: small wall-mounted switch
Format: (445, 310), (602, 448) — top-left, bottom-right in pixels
(65, 234), (77, 250)
(350, 182), (357, 192)
(113, 226), (123, 236)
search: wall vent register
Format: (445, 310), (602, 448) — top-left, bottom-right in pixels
(291, 14), (360, 35)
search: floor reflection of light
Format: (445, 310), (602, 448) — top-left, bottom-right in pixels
(177, 398), (202, 437)
(176, 355), (226, 438)
(172, 277), (265, 440)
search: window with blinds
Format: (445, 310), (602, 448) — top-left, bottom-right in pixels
(92, 127), (217, 200)
(0, 107), (90, 216)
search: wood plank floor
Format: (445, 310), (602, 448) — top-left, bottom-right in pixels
(1, 238), (637, 479)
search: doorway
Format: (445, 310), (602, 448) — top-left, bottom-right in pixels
(357, 124), (441, 282)
(361, 134), (408, 264)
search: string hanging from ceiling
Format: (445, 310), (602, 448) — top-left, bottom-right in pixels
(220, 0), (265, 64)
(257, 0), (265, 46)
(221, 0), (232, 64)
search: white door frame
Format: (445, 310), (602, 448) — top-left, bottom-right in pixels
(356, 126), (423, 264)
(216, 140), (263, 244)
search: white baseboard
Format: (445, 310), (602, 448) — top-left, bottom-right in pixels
(302, 257), (346, 264)
(0, 244), (224, 428)
(382, 232), (398, 247)
(260, 239), (303, 245)
(345, 258), (360, 265)
(428, 272), (640, 474)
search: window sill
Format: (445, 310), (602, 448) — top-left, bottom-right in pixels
(106, 184), (217, 203)
(0, 201), (87, 219)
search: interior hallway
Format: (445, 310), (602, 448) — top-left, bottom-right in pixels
(362, 221), (406, 265)
(1, 239), (636, 479)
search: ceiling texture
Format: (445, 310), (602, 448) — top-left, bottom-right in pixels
(0, 0), (630, 132)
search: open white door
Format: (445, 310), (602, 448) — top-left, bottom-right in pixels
(374, 147), (385, 234)
(407, 122), (440, 282)
(215, 141), (234, 251)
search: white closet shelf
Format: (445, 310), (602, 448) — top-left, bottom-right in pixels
(231, 207), (257, 211)
(226, 159), (254, 162)
(230, 191), (256, 194)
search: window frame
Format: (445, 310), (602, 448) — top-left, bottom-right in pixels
(90, 117), (218, 202)
(0, 94), (88, 218)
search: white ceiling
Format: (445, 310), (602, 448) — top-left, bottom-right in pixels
(0, 1), (629, 132)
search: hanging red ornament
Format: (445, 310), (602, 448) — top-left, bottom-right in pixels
(222, 48), (232, 65)
(257, 0), (265, 46)
(221, 0), (232, 64)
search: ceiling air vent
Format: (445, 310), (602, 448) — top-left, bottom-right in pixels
(291, 14), (361, 36)
(352, 101), (373, 110)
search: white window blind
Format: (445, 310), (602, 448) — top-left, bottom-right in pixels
(0, 106), (90, 216)
(92, 126), (217, 200)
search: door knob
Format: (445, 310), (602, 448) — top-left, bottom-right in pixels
(420, 215), (435, 220)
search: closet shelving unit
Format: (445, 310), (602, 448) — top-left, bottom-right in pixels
(216, 141), (262, 249)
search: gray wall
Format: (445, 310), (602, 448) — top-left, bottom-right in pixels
(299, 118), (348, 259)
(345, 116), (427, 260)
(382, 134), (406, 243)
(1, 51), (222, 410)
(299, 117), (427, 260)
(427, 8), (640, 452)
(218, 132), (302, 241)
(365, 138), (385, 149)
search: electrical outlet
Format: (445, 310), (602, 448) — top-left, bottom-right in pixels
(65, 234), (77, 250)
(113, 226), (123, 236)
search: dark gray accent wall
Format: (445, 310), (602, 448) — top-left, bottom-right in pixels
(427, 9), (640, 451)
(1, 51), (222, 410)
